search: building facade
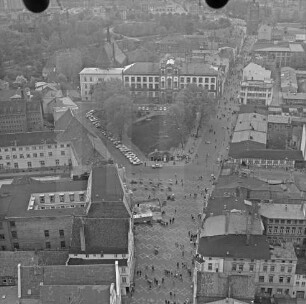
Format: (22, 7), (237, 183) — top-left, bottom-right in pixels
(123, 57), (220, 103)
(240, 80), (273, 106)
(0, 100), (43, 134)
(0, 131), (72, 172)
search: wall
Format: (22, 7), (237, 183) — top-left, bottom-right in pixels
(7, 216), (73, 251)
(300, 124), (306, 160)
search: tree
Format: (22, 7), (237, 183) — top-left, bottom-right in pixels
(103, 94), (134, 140)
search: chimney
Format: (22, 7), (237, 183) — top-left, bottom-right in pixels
(225, 211), (230, 235)
(246, 234), (250, 246)
(17, 263), (21, 298)
(80, 220), (86, 252)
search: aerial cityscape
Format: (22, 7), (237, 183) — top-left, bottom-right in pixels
(1, 0), (306, 303)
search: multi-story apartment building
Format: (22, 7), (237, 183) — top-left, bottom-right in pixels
(123, 57), (220, 103)
(0, 131), (72, 172)
(0, 165), (134, 296)
(282, 92), (306, 106)
(79, 67), (126, 101)
(281, 67), (298, 93)
(0, 99), (43, 134)
(259, 202), (306, 246)
(195, 234), (297, 297)
(239, 62), (273, 106)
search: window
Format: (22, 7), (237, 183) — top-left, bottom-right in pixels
(199, 77), (203, 83)
(302, 282), (306, 287)
(27, 162), (32, 168)
(46, 242), (51, 249)
(0, 234), (5, 240)
(186, 77), (190, 83)
(39, 195), (45, 204)
(79, 193), (85, 201)
(277, 289), (282, 294)
(55, 159), (60, 166)
(40, 161), (45, 166)
(122, 277), (127, 283)
(61, 151), (65, 156)
(281, 266), (285, 272)
(122, 267), (126, 273)
(40, 153), (44, 157)
(5, 155), (10, 160)
(124, 76), (129, 82)
(14, 163), (18, 169)
(50, 195), (55, 203)
(208, 263), (212, 270)
(270, 265), (275, 272)
(279, 276), (284, 283)
(137, 77), (141, 82)
(19, 154), (24, 158)
(59, 230), (64, 237)
(232, 264), (237, 271)
(59, 194), (64, 202)
(286, 227), (290, 234)
(10, 221), (15, 228)
(44, 230), (49, 237)
(18, 148), (23, 151)
(269, 276), (274, 283)
(263, 265), (268, 272)
(288, 267), (292, 273)
(114, 254), (118, 258)
(287, 277), (291, 283)
(33, 153), (37, 158)
(13, 243), (19, 249)
(249, 264), (254, 272)
(11, 231), (17, 239)
(60, 241), (66, 248)
(259, 276), (265, 282)
(143, 77), (147, 82)
(155, 77), (159, 82)
(48, 152), (52, 157)
(0, 222), (2, 229)
(238, 264), (243, 271)
(69, 194), (74, 202)
(205, 78), (209, 83)
(211, 77), (216, 83)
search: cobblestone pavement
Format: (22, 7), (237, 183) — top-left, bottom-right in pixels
(129, 53), (244, 304)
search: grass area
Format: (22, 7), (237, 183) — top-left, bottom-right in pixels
(128, 115), (181, 156)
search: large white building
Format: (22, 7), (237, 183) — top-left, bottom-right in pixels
(239, 63), (273, 106)
(79, 67), (128, 101)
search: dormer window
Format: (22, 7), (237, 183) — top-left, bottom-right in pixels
(79, 193), (85, 201)
(39, 195), (45, 204)
(69, 193), (74, 202)
(161, 69), (165, 75)
(49, 194), (55, 203)
(59, 194), (65, 202)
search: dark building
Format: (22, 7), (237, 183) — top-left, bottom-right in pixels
(246, 0), (260, 35)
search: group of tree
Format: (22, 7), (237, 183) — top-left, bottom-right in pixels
(166, 84), (216, 148)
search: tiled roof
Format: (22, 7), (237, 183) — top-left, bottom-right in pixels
(70, 217), (129, 254)
(230, 149), (303, 161)
(40, 285), (110, 304)
(180, 63), (218, 75)
(201, 212), (263, 237)
(196, 272), (256, 302)
(232, 131), (267, 145)
(54, 108), (74, 131)
(1, 180), (87, 218)
(0, 131), (64, 148)
(87, 201), (130, 218)
(20, 264), (116, 298)
(0, 251), (39, 277)
(37, 251), (69, 266)
(198, 235), (270, 260)
(91, 165), (124, 203)
(123, 62), (160, 75)
(67, 258), (128, 266)
(79, 67), (124, 75)
(228, 141), (266, 159)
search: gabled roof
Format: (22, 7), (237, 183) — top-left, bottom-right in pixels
(198, 235), (270, 260)
(70, 217), (129, 254)
(91, 165), (124, 203)
(196, 272), (256, 302)
(87, 201), (130, 218)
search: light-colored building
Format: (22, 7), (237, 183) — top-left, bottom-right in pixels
(258, 24), (272, 41)
(281, 67), (298, 93)
(282, 92), (306, 106)
(240, 63), (273, 106)
(79, 67), (126, 101)
(0, 131), (72, 172)
(195, 234), (297, 297)
(259, 202), (306, 246)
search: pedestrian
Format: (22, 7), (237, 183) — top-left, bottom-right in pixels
(152, 265), (154, 271)
(177, 262), (179, 268)
(175, 208), (176, 213)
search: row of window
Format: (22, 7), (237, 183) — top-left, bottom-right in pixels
(231, 263), (293, 273)
(0, 144), (69, 152)
(44, 229), (65, 237)
(45, 241), (66, 249)
(0, 151), (66, 160)
(269, 219), (305, 225)
(124, 76), (216, 84)
(74, 253), (127, 258)
(0, 159), (63, 169)
(38, 204), (85, 210)
(129, 83), (216, 91)
(259, 275), (292, 284)
(268, 226), (305, 235)
(39, 193), (85, 204)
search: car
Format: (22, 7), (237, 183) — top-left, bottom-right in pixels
(205, 141), (211, 144)
(152, 163), (163, 168)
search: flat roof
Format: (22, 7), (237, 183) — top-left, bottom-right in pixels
(270, 243), (297, 260)
(232, 131), (267, 145)
(268, 115), (291, 124)
(259, 203), (306, 220)
(282, 92), (306, 100)
(234, 113), (267, 133)
(198, 235), (270, 260)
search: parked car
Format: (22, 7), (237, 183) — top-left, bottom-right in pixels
(152, 163), (163, 168)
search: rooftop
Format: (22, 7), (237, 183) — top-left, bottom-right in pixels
(0, 131), (64, 148)
(198, 235), (270, 260)
(67, 258), (128, 267)
(123, 62), (160, 75)
(229, 149), (303, 161)
(196, 272), (256, 302)
(91, 165), (124, 203)
(0, 179), (88, 218)
(268, 115), (291, 124)
(201, 211), (263, 237)
(234, 113), (267, 133)
(20, 264), (116, 298)
(40, 285), (111, 304)
(232, 131), (267, 145)
(259, 203), (306, 220)
(79, 67), (124, 75)
(243, 62), (271, 82)
(228, 141), (266, 159)
(270, 243), (297, 261)
(282, 92), (306, 100)
(69, 217), (129, 254)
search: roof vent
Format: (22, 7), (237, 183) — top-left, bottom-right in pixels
(226, 251), (230, 256)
